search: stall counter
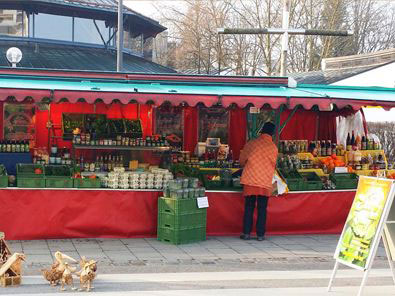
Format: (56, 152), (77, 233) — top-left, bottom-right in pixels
(0, 188), (355, 240)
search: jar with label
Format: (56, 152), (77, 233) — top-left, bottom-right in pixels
(199, 187), (206, 197)
(188, 178), (199, 188)
(188, 188), (195, 199)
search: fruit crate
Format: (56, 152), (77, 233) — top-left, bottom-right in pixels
(278, 169), (304, 191)
(329, 173), (358, 189)
(158, 197), (205, 215)
(16, 164), (44, 178)
(157, 225), (206, 245)
(73, 178), (101, 188)
(158, 211), (207, 229)
(299, 172), (323, 191)
(45, 165), (73, 188)
(17, 163), (45, 188)
(45, 178), (73, 188)
(200, 170), (233, 190)
(17, 177), (46, 188)
(0, 164), (8, 188)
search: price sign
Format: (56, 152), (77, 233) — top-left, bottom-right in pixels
(197, 197), (209, 208)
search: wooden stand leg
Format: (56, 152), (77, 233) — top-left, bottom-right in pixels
(327, 261), (339, 292)
(382, 234), (395, 285)
(357, 269), (370, 296)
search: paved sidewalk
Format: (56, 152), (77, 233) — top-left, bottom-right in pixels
(6, 235), (388, 274)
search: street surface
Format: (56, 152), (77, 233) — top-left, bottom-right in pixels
(0, 235), (393, 295)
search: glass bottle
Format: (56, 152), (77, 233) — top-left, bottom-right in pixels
(327, 140), (332, 156)
(11, 140), (16, 153)
(361, 136), (366, 150)
(346, 133), (351, 151)
(351, 131), (355, 147)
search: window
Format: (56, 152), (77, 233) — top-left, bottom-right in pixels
(34, 13), (72, 41)
(74, 18), (109, 44)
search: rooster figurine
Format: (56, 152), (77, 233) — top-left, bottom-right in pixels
(60, 262), (77, 291)
(42, 251), (77, 287)
(77, 257), (97, 292)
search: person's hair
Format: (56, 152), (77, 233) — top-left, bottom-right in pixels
(260, 122), (276, 136)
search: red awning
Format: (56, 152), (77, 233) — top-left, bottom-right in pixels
(0, 88), (51, 102)
(53, 91), (219, 107)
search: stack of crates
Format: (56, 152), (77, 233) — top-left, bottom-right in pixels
(157, 197), (207, 245)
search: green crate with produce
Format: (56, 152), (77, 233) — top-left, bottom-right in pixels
(17, 164), (45, 188)
(45, 165), (73, 188)
(330, 173), (358, 189)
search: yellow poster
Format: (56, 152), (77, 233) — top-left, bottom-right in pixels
(335, 176), (394, 270)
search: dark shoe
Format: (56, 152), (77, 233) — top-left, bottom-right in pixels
(240, 234), (251, 240)
(257, 236), (265, 241)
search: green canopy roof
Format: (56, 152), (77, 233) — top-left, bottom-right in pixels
(0, 70), (394, 111)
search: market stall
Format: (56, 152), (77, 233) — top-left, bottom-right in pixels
(0, 68), (395, 240)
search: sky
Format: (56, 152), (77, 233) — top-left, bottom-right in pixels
(125, 1), (395, 122)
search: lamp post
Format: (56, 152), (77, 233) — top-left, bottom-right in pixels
(117, 0), (124, 72)
(6, 47), (23, 68)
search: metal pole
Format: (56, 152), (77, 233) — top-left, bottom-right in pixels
(117, 0), (124, 72)
(280, 0), (290, 77)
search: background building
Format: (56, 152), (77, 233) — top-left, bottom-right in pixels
(0, 0), (175, 73)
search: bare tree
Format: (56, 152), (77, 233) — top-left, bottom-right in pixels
(368, 122), (395, 165)
(155, 0), (395, 75)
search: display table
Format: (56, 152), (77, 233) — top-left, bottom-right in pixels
(0, 188), (356, 240)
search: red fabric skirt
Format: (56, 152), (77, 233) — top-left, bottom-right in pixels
(243, 185), (271, 197)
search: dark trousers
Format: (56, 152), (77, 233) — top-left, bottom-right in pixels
(243, 196), (269, 237)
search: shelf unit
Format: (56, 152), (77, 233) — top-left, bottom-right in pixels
(73, 145), (170, 152)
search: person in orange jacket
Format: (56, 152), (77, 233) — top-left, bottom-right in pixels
(239, 122), (278, 241)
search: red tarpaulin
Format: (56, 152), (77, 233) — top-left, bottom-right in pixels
(34, 102), (152, 148)
(0, 189), (355, 240)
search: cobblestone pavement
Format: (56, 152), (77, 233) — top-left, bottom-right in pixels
(5, 234), (388, 274)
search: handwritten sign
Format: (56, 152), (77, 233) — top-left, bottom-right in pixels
(197, 197), (209, 208)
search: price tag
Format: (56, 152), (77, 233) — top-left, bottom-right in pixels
(335, 167), (348, 173)
(197, 197), (209, 208)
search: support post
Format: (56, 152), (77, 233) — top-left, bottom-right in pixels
(382, 232), (395, 285)
(280, 0), (290, 76)
(117, 0), (124, 72)
(274, 105), (284, 145)
(327, 261), (339, 292)
(357, 269), (370, 296)
(279, 105), (299, 134)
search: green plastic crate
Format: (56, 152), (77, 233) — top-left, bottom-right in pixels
(17, 177), (46, 188)
(0, 165), (8, 188)
(330, 173), (358, 189)
(158, 197), (205, 215)
(44, 165), (72, 177)
(73, 178), (101, 188)
(45, 177), (74, 188)
(200, 171), (234, 190)
(0, 176), (8, 188)
(299, 172), (323, 191)
(278, 169), (304, 191)
(157, 225), (206, 245)
(158, 211), (207, 229)
(16, 163), (45, 178)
